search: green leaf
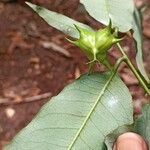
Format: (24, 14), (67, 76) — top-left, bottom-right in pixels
(80, 0), (134, 32)
(4, 72), (133, 150)
(26, 2), (92, 39)
(132, 7), (149, 83)
(134, 104), (150, 149)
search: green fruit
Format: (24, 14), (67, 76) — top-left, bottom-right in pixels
(67, 21), (122, 70)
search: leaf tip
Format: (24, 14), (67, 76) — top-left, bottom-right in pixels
(25, 2), (33, 8)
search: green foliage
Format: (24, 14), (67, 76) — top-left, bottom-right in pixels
(4, 72), (133, 150)
(26, 2), (92, 39)
(132, 7), (149, 83)
(3, 1), (150, 150)
(134, 104), (150, 149)
(80, 0), (149, 82)
(26, 1), (149, 83)
(80, 0), (134, 32)
(26, 2), (149, 83)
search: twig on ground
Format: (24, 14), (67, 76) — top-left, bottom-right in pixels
(0, 92), (52, 105)
(40, 41), (71, 58)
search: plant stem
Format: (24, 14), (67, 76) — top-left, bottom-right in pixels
(113, 56), (126, 73)
(117, 43), (150, 96)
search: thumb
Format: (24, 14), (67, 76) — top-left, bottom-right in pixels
(113, 132), (148, 150)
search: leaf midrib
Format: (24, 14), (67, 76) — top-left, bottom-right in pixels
(67, 72), (116, 150)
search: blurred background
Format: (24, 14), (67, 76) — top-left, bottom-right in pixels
(0, 0), (150, 149)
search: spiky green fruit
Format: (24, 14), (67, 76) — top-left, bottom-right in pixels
(67, 22), (122, 70)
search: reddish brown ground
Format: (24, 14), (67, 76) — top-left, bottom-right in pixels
(0, 0), (150, 149)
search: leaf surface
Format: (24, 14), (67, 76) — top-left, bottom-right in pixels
(80, 0), (134, 32)
(132, 8), (149, 82)
(26, 2), (92, 39)
(134, 104), (150, 149)
(4, 72), (133, 150)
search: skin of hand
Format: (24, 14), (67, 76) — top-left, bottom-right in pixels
(113, 132), (148, 150)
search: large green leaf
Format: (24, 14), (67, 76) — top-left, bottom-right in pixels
(4, 72), (133, 150)
(132, 8), (149, 83)
(134, 104), (150, 149)
(26, 2), (92, 39)
(80, 0), (134, 32)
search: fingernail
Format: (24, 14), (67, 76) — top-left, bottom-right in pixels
(113, 132), (148, 150)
